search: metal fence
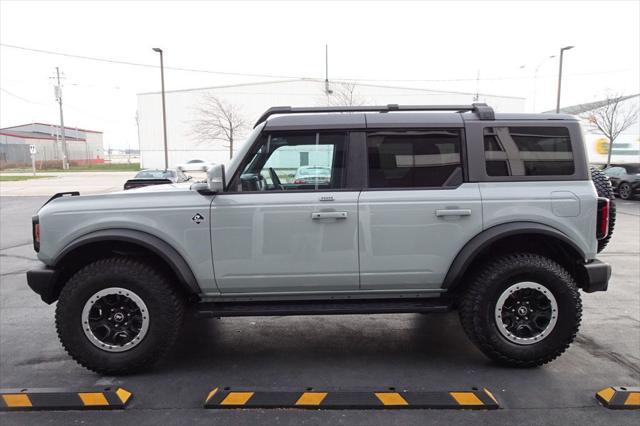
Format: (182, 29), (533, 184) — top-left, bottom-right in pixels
(0, 143), (31, 169)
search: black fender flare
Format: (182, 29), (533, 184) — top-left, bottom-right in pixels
(53, 229), (200, 294)
(442, 222), (587, 290)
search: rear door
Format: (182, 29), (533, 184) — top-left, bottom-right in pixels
(358, 127), (483, 290)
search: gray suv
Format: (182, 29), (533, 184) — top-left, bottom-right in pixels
(26, 104), (614, 374)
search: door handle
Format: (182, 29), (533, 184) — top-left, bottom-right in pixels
(311, 211), (348, 220)
(435, 209), (472, 217)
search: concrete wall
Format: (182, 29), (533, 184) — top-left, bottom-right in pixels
(137, 79), (526, 169)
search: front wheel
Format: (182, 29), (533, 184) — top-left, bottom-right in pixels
(459, 253), (582, 367)
(56, 257), (185, 375)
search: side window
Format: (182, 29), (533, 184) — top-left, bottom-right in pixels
(232, 132), (347, 192)
(366, 130), (463, 188)
(484, 127), (574, 176)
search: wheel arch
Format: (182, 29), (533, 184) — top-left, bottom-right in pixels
(51, 229), (200, 301)
(443, 222), (587, 292)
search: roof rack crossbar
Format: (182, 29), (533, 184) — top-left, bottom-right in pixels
(254, 103), (494, 127)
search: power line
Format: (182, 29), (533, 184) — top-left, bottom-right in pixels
(1, 42), (635, 84)
(0, 87), (48, 105)
(0, 43), (308, 80)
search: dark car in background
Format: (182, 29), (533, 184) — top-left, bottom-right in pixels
(124, 169), (190, 190)
(603, 163), (640, 200)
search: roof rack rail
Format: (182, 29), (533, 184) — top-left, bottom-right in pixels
(254, 103), (494, 127)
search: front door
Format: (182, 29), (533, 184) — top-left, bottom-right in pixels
(210, 131), (360, 294)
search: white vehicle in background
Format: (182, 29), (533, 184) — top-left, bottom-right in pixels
(176, 159), (212, 172)
(293, 165), (331, 185)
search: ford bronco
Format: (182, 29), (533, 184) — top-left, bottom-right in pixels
(27, 104), (614, 374)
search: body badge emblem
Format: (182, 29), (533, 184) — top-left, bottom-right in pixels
(192, 213), (205, 224)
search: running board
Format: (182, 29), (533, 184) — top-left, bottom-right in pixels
(194, 298), (452, 318)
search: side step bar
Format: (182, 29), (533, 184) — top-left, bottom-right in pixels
(195, 298), (452, 318)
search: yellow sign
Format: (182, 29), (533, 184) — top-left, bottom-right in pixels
(595, 138), (610, 155)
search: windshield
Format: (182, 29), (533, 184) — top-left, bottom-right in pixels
(135, 170), (174, 179)
(226, 122), (266, 182)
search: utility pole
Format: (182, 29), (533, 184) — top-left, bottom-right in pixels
(54, 67), (69, 169)
(324, 44), (332, 96)
(555, 46), (574, 113)
(473, 69), (480, 102)
(152, 48), (169, 170)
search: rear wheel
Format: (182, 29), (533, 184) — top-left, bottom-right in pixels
(459, 253), (582, 367)
(590, 166), (616, 252)
(56, 257), (185, 375)
(618, 182), (632, 200)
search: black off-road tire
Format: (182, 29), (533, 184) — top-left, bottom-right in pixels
(590, 166), (616, 252)
(56, 257), (185, 375)
(459, 253), (582, 367)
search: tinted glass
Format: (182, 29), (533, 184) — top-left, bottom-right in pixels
(484, 127), (574, 176)
(234, 132), (347, 191)
(366, 130), (462, 188)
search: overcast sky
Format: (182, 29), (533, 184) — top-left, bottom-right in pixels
(1, 0), (638, 149)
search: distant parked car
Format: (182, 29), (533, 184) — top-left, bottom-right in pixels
(176, 159), (212, 172)
(293, 165), (331, 185)
(603, 163), (640, 200)
(124, 169), (190, 190)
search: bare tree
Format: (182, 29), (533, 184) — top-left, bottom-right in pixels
(192, 94), (247, 159)
(327, 81), (366, 107)
(582, 93), (638, 167)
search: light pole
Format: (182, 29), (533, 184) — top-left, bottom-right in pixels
(555, 46), (574, 113)
(152, 47), (169, 170)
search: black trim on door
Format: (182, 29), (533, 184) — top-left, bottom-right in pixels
(346, 132), (367, 190)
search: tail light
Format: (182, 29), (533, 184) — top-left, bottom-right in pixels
(596, 198), (610, 240)
(32, 216), (40, 252)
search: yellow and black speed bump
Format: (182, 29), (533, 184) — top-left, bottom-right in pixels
(0, 387), (132, 411)
(596, 386), (640, 410)
(204, 387), (499, 409)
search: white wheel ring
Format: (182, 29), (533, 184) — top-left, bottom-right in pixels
(81, 287), (150, 353)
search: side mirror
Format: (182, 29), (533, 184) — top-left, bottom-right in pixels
(191, 164), (225, 195)
(207, 163), (226, 193)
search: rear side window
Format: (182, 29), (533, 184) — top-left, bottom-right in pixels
(484, 127), (574, 176)
(367, 130), (463, 188)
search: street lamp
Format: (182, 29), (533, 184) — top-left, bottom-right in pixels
(555, 45), (574, 113)
(152, 47), (169, 170)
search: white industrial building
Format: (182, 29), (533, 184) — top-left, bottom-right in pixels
(137, 78), (525, 169)
(552, 94), (640, 165)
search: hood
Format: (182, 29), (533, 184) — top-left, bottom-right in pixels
(114, 181), (194, 194)
(36, 181), (202, 216)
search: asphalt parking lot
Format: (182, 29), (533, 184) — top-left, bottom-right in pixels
(0, 196), (638, 425)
